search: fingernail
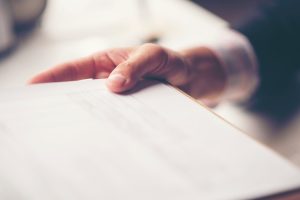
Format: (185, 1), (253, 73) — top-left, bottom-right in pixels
(107, 73), (127, 87)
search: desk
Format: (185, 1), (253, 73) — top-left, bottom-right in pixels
(0, 0), (300, 167)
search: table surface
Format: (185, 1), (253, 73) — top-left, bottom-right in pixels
(0, 0), (300, 167)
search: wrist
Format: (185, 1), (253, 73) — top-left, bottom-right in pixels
(179, 47), (227, 100)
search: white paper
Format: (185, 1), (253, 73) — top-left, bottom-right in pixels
(0, 79), (299, 200)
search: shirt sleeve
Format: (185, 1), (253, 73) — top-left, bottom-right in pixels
(202, 28), (260, 102)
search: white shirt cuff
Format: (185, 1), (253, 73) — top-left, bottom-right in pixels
(202, 29), (260, 102)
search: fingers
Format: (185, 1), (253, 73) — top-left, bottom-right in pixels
(29, 51), (117, 84)
(29, 57), (95, 84)
(106, 44), (169, 92)
(29, 44), (175, 95)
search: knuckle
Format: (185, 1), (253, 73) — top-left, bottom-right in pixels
(121, 60), (133, 69)
(141, 43), (158, 49)
(142, 43), (164, 54)
(142, 43), (168, 63)
(118, 61), (135, 75)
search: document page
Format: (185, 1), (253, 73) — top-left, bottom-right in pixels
(0, 80), (299, 200)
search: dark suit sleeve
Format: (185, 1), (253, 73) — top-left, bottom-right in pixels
(233, 0), (300, 121)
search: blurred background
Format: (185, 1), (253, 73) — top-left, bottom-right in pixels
(0, 0), (299, 167)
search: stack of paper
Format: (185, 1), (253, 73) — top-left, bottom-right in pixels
(0, 80), (299, 199)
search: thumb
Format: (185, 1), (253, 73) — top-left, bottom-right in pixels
(106, 44), (168, 93)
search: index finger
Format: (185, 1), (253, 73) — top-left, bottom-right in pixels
(28, 52), (116, 84)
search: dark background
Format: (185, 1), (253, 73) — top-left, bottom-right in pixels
(191, 0), (272, 25)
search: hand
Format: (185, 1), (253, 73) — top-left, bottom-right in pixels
(29, 43), (226, 106)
